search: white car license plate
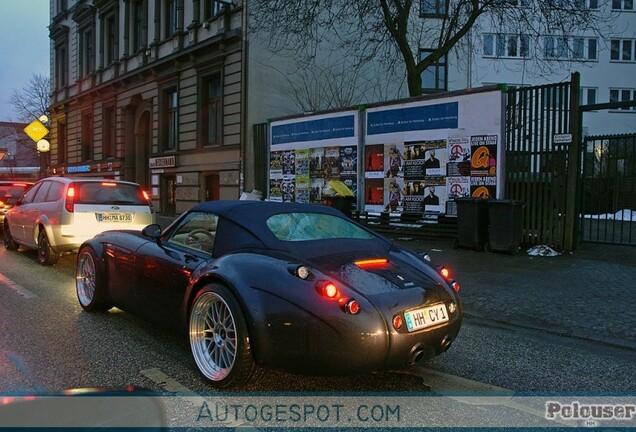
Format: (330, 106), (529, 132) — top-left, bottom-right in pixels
(404, 304), (449, 332)
(97, 213), (133, 223)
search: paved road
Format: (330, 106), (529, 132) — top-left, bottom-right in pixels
(1, 238), (634, 397)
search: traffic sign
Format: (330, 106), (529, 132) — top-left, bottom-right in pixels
(24, 119), (49, 142)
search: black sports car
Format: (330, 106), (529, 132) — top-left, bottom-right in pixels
(75, 201), (462, 388)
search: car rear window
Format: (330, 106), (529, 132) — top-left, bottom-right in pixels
(75, 182), (147, 205)
(0, 184), (30, 199)
(266, 212), (375, 242)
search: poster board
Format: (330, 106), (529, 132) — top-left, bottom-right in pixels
(269, 111), (359, 203)
(363, 90), (504, 215)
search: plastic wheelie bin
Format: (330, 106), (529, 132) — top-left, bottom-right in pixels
(454, 197), (489, 250)
(487, 200), (524, 254)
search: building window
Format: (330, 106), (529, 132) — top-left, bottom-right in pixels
(612, 0), (634, 10)
(165, 0), (177, 38)
(610, 39), (636, 62)
(483, 33), (529, 58)
(103, 106), (116, 159)
(544, 36), (597, 60)
(80, 27), (95, 77)
(502, 0), (531, 6)
(81, 111), (94, 161)
(574, 0), (599, 8)
(201, 75), (222, 147)
(55, 44), (68, 88)
(579, 87), (597, 107)
(419, 49), (447, 92)
(610, 88), (636, 111)
(58, 121), (67, 164)
(204, 0), (224, 20)
(420, 0), (447, 17)
(104, 14), (118, 66)
(132, 0), (146, 52)
(162, 88), (178, 151)
(56, 0), (68, 15)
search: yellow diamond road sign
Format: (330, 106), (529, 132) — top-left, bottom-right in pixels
(24, 119), (49, 143)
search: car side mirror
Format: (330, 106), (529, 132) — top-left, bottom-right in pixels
(142, 224), (162, 245)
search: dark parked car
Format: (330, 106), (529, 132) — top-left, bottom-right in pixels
(0, 181), (33, 228)
(75, 201), (462, 388)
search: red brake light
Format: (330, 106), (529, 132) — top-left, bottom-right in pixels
(13, 183), (28, 187)
(141, 190), (155, 213)
(355, 258), (389, 269)
(316, 282), (339, 300)
(65, 184), (75, 213)
(0, 201), (4, 206)
(345, 299), (360, 315)
(393, 315), (403, 330)
(142, 190), (150, 200)
(451, 281), (460, 292)
(102, 182), (117, 187)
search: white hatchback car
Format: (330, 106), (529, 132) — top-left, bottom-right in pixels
(3, 177), (155, 265)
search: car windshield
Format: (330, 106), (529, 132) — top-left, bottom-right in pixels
(266, 212), (375, 242)
(0, 184), (30, 199)
(75, 182), (147, 205)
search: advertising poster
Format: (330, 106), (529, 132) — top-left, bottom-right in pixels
(403, 140), (447, 179)
(384, 143), (405, 179)
(295, 177), (310, 203)
(282, 176), (295, 202)
(310, 178), (325, 204)
(282, 150), (296, 175)
(446, 137), (471, 178)
(384, 177), (405, 213)
(269, 178), (283, 202)
(364, 178), (384, 207)
(447, 176), (471, 200)
(323, 147), (342, 179)
(309, 148), (325, 178)
(471, 176), (497, 199)
(295, 149), (310, 176)
(470, 135), (498, 177)
(270, 152), (283, 177)
(422, 178), (446, 213)
(364, 144), (384, 173)
(339, 146), (357, 177)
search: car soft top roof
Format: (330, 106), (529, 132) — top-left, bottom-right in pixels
(189, 200), (392, 259)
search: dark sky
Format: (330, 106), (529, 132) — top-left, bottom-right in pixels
(0, 1), (50, 122)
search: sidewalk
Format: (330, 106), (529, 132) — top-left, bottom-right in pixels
(393, 237), (636, 350)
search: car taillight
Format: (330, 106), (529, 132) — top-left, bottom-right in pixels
(393, 315), (403, 330)
(316, 282), (339, 300)
(65, 184), (75, 213)
(451, 281), (460, 292)
(101, 182), (117, 187)
(343, 299), (360, 315)
(439, 266), (450, 279)
(0, 200), (4, 206)
(142, 190), (155, 213)
(354, 258), (389, 269)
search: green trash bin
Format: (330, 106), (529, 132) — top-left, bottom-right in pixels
(487, 200), (524, 254)
(455, 198), (489, 251)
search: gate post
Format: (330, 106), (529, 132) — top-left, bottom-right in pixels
(564, 72), (581, 251)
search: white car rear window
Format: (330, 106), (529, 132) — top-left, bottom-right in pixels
(76, 182), (147, 205)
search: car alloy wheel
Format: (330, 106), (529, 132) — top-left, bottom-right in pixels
(76, 247), (110, 312)
(189, 284), (260, 388)
(37, 229), (59, 266)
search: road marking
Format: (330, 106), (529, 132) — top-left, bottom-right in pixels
(406, 367), (571, 426)
(0, 273), (36, 299)
(140, 368), (246, 428)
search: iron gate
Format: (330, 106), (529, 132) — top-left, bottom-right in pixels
(580, 134), (636, 245)
(505, 82), (574, 249)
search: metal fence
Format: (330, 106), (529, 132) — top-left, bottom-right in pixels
(580, 134), (636, 245)
(505, 82), (573, 249)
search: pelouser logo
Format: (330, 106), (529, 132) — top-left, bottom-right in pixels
(546, 401), (636, 421)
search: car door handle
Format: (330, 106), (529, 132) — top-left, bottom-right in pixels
(184, 253), (199, 263)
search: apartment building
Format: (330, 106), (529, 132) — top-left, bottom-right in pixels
(49, 0), (247, 215)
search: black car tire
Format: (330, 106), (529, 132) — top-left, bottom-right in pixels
(189, 283), (260, 388)
(76, 247), (111, 312)
(3, 222), (18, 251)
(37, 229), (59, 266)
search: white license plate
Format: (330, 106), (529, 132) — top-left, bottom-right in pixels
(404, 304), (449, 332)
(97, 213), (132, 222)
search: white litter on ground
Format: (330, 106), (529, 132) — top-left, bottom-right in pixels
(527, 245), (561, 257)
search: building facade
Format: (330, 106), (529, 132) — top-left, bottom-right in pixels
(49, 0), (246, 215)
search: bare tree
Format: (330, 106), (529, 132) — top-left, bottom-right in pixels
(9, 74), (51, 122)
(249, 0), (616, 97)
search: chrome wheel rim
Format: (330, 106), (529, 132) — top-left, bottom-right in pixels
(190, 292), (237, 381)
(76, 251), (96, 306)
